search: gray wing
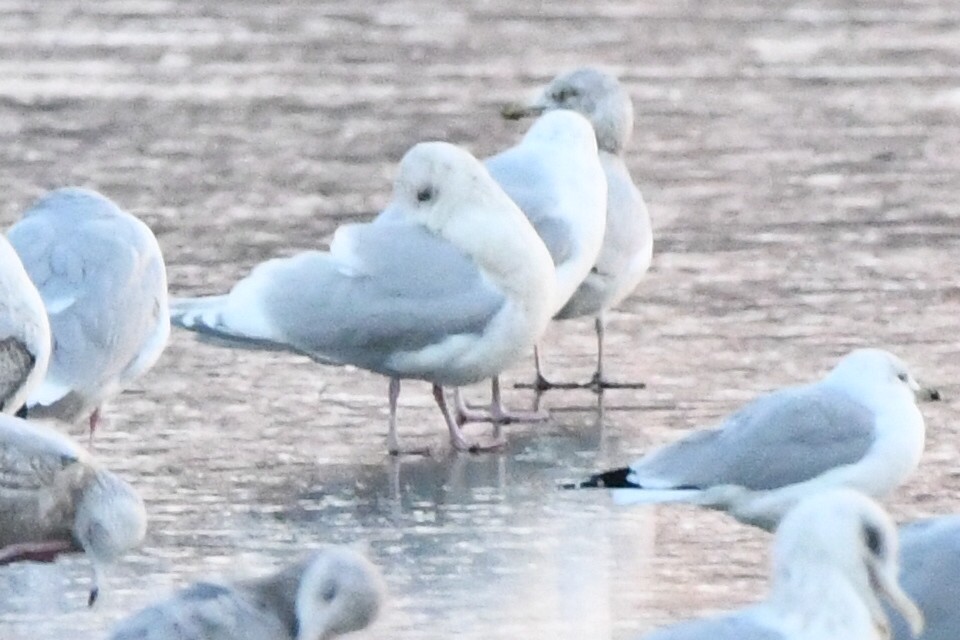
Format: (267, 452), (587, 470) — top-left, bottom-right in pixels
(252, 221), (505, 374)
(485, 150), (574, 266)
(8, 190), (168, 411)
(632, 384), (876, 491)
(888, 516), (960, 640)
(0, 414), (84, 493)
(641, 612), (784, 640)
(110, 582), (288, 640)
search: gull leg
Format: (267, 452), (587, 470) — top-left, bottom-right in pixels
(0, 539), (74, 565)
(588, 315), (646, 392)
(434, 384), (505, 452)
(386, 378), (431, 456)
(489, 376), (549, 424)
(453, 386), (493, 424)
(88, 406), (101, 448)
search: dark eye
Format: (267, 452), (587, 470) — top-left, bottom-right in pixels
(897, 372), (908, 383)
(863, 524), (884, 557)
(321, 583), (337, 602)
(554, 87), (578, 101)
(416, 187), (433, 203)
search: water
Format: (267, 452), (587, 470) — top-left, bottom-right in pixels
(0, 0), (958, 638)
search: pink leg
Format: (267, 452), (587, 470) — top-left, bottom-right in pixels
(433, 384), (505, 452)
(0, 539), (75, 565)
(88, 406), (101, 448)
(489, 376), (549, 424)
(386, 378), (431, 456)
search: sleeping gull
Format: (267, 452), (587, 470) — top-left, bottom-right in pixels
(0, 235), (50, 416)
(0, 413), (146, 605)
(7, 187), (170, 441)
(109, 546), (384, 640)
(171, 141), (556, 454)
(888, 515), (960, 640)
(567, 349), (939, 530)
(503, 67), (652, 392)
(449, 109), (607, 423)
(638, 489), (924, 640)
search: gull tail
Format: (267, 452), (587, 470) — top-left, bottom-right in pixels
(562, 466), (705, 505)
(170, 296), (287, 352)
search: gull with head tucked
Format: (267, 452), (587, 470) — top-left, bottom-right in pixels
(110, 546), (384, 640)
(439, 109), (607, 423)
(568, 349), (939, 530)
(638, 490), (924, 640)
(7, 187), (170, 442)
(0, 235), (50, 417)
(503, 67), (652, 392)
(171, 142), (556, 454)
(0, 413), (146, 606)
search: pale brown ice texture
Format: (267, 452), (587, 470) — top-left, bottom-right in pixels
(0, 1), (958, 639)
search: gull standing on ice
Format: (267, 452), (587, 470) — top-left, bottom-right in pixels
(450, 109), (607, 423)
(503, 67), (652, 391)
(171, 142), (556, 454)
(888, 515), (960, 640)
(0, 413), (146, 605)
(568, 349), (939, 530)
(110, 547), (384, 640)
(0, 235), (50, 416)
(638, 490), (924, 640)
(7, 188), (170, 441)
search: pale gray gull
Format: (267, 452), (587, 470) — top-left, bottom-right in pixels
(449, 109), (607, 423)
(109, 546), (384, 640)
(170, 142), (556, 454)
(7, 187), (170, 441)
(503, 67), (652, 391)
(0, 413), (146, 605)
(568, 349), (939, 530)
(638, 489), (924, 640)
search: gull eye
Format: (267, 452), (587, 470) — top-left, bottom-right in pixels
(321, 583), (338, 602)
(897, 372), (908, 383)
(554, 87), (578, 102)
(416, 187), (433, 203)
(863, 524), (884, 557)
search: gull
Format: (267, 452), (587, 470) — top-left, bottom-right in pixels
(638, 489), (924, 640)
(567, 349), (939, 530)
(889, 515), (960, 640)
(109, 546), (384, 640)
(502, 67), (652, 392)
(7, 187), (170, 441)
(0, 413), (146, 606)
(0, 235), (50, 416)
(171, 142), (556, 454)
(448, 109), (607, 423)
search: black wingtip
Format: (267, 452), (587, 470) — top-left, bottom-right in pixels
(14, 404), (27, 419)
(561, 467), (636, 489)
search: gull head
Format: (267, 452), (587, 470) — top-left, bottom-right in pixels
(389, 141), (515, 231)
(73, 469), (147, 606)
(501, 67), (634, 154)
(22, 187), (124, 222)
(294, 546), (385, 640)
(521, 109), (599, 156)
(774, 489), (924, 638)
(825, 348), (940, 404)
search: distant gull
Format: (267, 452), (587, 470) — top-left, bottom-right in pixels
(7, 187), (170, 442)
(638, 489), (924, 640)
(567, 349), (939, 530)
(889, 515), (960, 640)
(0, 235), (50, 416)
(503, 67), (652, 392)
(449, 109), (607, 423)
(109, 546), (384, 640)
(171, 142), (556, 454)
(0, 413), (146, 606)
